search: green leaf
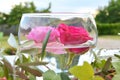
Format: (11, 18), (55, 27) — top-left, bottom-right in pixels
(59, 72), (71, 80)
(3, 64), (9, 79)
(53, 75), (61, 80)
(21, 47), (39, 54)
(40, 30), (51, 61)
(8, 33), (18, 48)
(16, 71), (29, 80)
(20, 40), (34, 48)
(112, 61), (120, 74)
(93, 76), (104, 80)
(102, 57), (112, 73)
(0, 66), (4, 76)
(97, 60), (106, 68)
(22, 54), (31, 62)
(18, 61), (48, 66)
(112, 74), (120, 80)
(20, 40), (40, 55)
(92, 48), (103, 61)
(43, 70), (61, 80)
(15, 54), (31, 65)
(91, 49), (106, 68)
(2, 58), (13, 73)
(69, 61), (94, 80)
(93, 59), (106, 69)
(19, 65), (42, 77)
(2, 58), (14, 79)
(114, 54), (120, 59)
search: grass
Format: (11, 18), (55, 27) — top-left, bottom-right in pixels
(98, 35), (120, 40)
(0, 36), (10, 48)
(0, 36), (18, 48)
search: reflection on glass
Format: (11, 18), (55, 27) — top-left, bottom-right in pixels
(18, 13), (98, 73)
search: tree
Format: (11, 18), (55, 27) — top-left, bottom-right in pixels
(0, 12), (9, 24)
(95, 0), (120, 23)
(0, 2), (51, 26)
(6, 2), (36, 26)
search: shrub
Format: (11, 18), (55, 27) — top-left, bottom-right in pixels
(97, 23), (120, 35)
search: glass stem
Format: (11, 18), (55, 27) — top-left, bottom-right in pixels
(66, 53), (75, 67)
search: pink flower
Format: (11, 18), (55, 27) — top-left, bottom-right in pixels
(0, 77), (7, 80)
(26, 27), (59, 43)
(26, 26), (65, 54)
(46, 42), (66, 54)
(34, 42), (66, 54)
(58, 23), (93, 54)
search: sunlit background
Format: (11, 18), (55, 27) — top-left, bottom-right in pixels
(0, 0), (120, 55)
(0, 0), (109, 15)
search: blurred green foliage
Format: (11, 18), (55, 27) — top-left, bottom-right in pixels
(97, 23), (120, 35)
(95, 0), (120, 35)
(4, 47), (16, 55)
(0, 32), (3, 38)
(95, 0), (120, 23)
(0, 2), (51, 27)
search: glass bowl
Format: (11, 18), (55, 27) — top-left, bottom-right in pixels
(18, 13), (98, 73)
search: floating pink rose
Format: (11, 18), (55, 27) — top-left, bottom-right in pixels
(26, 27), (60, 43)
(58, 23), (93, 54)
(26, 26), (65, 54)
(46, 42), (66, 54)
(33, 42), (66, 54)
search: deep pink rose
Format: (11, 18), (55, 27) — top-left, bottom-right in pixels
(58, 23), (93, 54)
(26, 27), (59, 43)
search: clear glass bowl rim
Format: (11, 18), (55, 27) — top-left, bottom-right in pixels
(22, 12), (93, 17)
(19, 12), (98, 48)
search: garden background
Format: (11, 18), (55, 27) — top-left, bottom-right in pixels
(0, 0), (120, 80)
(0, 0), (120, 54)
